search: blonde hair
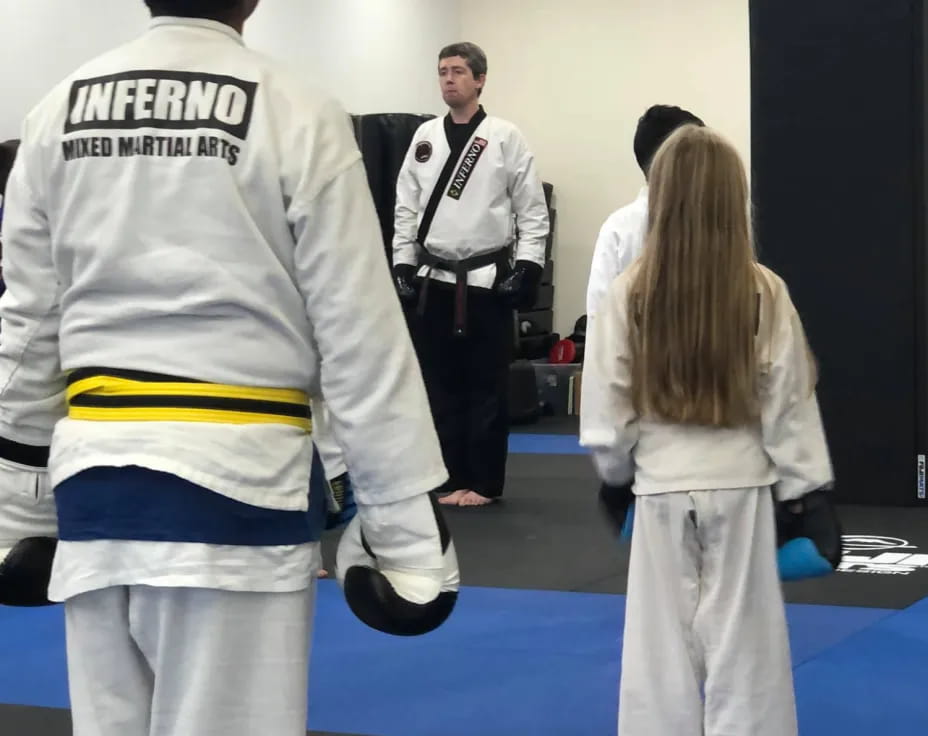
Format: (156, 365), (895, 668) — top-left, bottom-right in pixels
(629, 125), (760, 428)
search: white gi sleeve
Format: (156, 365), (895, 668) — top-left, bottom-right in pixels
(759, 281), (834, 502)
(287, 99), (447, 505)
(586, 220), (622, 318)
(391, 136), (421, 268)
(505, 128), (548, 266)
(309, 398), (347, 480)
(0, 125), (67, 446)
(578, 276), (638, 485)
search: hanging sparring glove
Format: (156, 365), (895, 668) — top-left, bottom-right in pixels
(324, 472), (357, 530)
(775, 488), (843, 581)
(598, 482), (635, 542)
(335, 492), (459, 636)
(0, 454), (59, 607)
(497, 260), (543, 310)
(393, 263), (419, 303)
(0, 537), (58, 606)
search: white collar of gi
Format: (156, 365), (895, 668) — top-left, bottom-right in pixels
(637, 185), (649, 202)
(149, 16), (245, 45)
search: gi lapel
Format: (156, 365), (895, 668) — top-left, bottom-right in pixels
(415, 107), (488, 247)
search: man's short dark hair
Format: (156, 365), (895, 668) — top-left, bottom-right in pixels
(439, 42), (488, 80)
(634, 105), (705, 175)
(144, 0), (241, 18)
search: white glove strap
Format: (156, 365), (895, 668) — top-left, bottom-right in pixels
(355, 494), (444, 578)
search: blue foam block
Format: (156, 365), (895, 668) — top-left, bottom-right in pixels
(620, 501), (635, 541)
(778, 537), (834, 581)
(508, 434), (587, 455)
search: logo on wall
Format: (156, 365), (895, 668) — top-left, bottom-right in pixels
(415, 141), (433, 163)
(839, 535), (928, 575)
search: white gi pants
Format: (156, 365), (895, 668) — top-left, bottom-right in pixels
(64, 584), (316, 736)
(619, 487), (797, 736)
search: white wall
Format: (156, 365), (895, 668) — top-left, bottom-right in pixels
(461, 0), (751, 334)
(248, 0), (460, 115)
(0, 0), (460, 138)
(0, 0), (148, 138)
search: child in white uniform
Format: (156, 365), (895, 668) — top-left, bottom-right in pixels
(580, 124), (834, 736)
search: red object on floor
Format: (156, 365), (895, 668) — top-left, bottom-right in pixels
(549, 339), (577, 364)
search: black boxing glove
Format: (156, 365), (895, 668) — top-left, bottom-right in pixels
(0, 537), (58, 607)
(0, 454), (58, 607)
(598, 482), (635, 542)
(497, 260), (543, 310)
(393, 263), (419, 303)
(335, 492), (459, 636)
(775, 488), (843, 581)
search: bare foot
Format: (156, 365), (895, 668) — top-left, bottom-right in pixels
(458, 491), (495, 507)
(438, 490), (468, 506)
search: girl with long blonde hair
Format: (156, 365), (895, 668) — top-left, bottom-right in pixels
(580, 125), (836, 736)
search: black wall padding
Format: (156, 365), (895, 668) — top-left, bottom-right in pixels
(750, 0), (928, 505)
(350, 113), (435, 263)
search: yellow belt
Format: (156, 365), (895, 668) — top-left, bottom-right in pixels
(66, 368), (312, 432)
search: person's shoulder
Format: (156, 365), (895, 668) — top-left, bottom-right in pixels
(487, 116), (538, 150)
(23, 40), (141, 133)
(601, 191), (648, 234)
(412, 116), (443, 139)
(489, 115), (528, 139)
(753, 262), (791, 299)
(245, 49), (349, 120)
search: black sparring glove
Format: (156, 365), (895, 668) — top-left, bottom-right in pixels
(775, 489), (843, 581)
(598, 482), (635, 542)
(0, 537), (58, 607)
(0, 454), (58, 607)
(335, 493), (459, 636)
(497, 260), (543, 310)
(393, 263), (419, 303)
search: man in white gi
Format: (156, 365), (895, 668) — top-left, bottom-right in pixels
(392, 42), (549, 507)
(585, 105), (704, 320)
(0, 2), (459, 734)
(585, 105), (704, 540)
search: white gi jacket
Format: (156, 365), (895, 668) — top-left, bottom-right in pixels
(310, 398), (347, 480)
(579, 263), (833, 502)
(392, 112), (549, 289)
(585, 186), (648, 318)
(0, 17), (447, 514)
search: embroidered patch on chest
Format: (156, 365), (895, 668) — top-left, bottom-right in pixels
(415, 141), (433, 163)
(446, 137), (489, 200)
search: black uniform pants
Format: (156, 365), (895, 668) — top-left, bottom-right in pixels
(412, 281), (513, 498)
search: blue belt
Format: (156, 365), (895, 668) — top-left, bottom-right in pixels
(54, 450), (327, 546)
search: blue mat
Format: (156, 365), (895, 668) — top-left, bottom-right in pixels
(793, 597), (928, 735)
(1, 583), (914, 736)
(508, 433), (585, 455)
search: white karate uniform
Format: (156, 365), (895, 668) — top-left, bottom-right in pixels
(311, 397), (347, 480)
(392, 111), (549, 287)
(0, 15), (446, 736)
(580, 263), (833, 736)
(0, 457), (56, 561)
(585, 186), (648, 318)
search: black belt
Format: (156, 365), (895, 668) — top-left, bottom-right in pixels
(416, 247), (510, 337)
(0, 437), (50, 469)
